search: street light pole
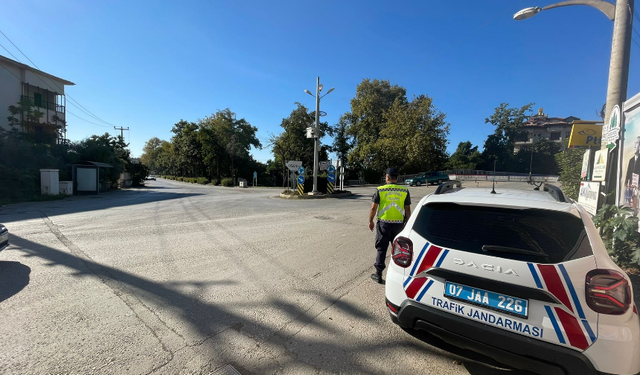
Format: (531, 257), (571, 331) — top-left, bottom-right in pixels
(313, 77), (321, 194)
(304, 78), (334, 195)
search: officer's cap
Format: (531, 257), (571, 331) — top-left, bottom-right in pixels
(386, 167), (399, 177)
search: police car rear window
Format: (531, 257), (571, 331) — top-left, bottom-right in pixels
(413, 203), (590, 264)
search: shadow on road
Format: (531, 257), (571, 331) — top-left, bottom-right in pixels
(11, 233), (460, 374)
(0, 189), (204, 224)
(0, 261), (31, 303)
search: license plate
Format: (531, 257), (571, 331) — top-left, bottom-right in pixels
(444, 281), (528, 318)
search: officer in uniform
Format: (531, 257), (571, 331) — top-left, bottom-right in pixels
(368, 167), (411, 284)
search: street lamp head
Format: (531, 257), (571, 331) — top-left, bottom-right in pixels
(319, 84), (324, 92)
(325, 87), (334, 95)
(304, 89), (314, 97)
(514, 6), (542, 20)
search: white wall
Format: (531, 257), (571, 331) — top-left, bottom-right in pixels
(77, 168), (97, 192)
(0, 62), (22, 132)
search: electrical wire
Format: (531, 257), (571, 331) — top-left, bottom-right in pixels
(0, 29), (115, 127)
(0, 42), (21, 62)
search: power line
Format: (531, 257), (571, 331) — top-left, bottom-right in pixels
(0, 41), (21, 62)
(68, 111), (111, 128)
(0, 29), (40, 70)
(0, 28), (115, 127)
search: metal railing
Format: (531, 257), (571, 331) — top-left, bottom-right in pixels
(20, 95), (65, 113)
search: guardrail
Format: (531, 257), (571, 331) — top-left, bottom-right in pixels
(448, 174), (559, 183)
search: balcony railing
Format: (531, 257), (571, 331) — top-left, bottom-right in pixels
(20, 95), (65, 113)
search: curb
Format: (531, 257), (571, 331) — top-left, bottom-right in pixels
(278, 192), (353, 199)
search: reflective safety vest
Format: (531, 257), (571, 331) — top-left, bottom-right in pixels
(377, 184), (408, 223)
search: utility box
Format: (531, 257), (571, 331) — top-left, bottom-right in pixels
(239, 178), (248, 188)
(59, 181), (73, 195)
(40, 169), (60, 195)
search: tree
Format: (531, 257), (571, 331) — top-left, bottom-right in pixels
(480, 103), (533, 171)
(140, 137), (163, 173)
(346, 79), (407, 169)
(200, 109), (261, 181)
(171, 120), (202, 177)
(374, 94), (449, 172)
(270, 103), (329, 186)
(331, 115), (352, 161)
(555, 147), (586, 200)
(446, 141), (482, 170)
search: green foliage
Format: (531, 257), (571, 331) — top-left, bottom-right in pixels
(555, 148), (586, 200)
(593, 203), (640, 268)
(446, 141), (482, 171)
(70, 133), (130, 187)
(128, 163), (149, 187)
(196, 177), (209, 185)
(343, 79), (449, 175)
(221, 178), (234, 187)
(480, 103), (533, 171)
(269, 103), (330, 187)
(141, 110), (263, 183)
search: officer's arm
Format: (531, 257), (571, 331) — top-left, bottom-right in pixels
(404, 205), (411, 221)
(369, 203), (378, 224)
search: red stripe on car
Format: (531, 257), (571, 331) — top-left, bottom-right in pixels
(634, 304), (638, 315)
(406, 277), (428, 299)
(555, 307), (589, 350)
(414, 245), (442, 276)
(538, 264), (574, 313)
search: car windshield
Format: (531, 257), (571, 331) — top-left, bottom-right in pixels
(412, 202), (591, 264)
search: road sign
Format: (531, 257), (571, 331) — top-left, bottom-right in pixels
(327, 165), (336, 173)
(327, 173), (335, 183)
(253, 171), (257, 179)
(297, 166), (305, 175)
(297, 175), (305, 184)
(603, 105), (620, 150)
(286, 160), (302, 171)
(319, 161), (330, 170)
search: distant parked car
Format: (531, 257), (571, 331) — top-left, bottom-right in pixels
(0, 224), (8, 252)
(405, 172), (449, 186)
(145, 175), (156, 181)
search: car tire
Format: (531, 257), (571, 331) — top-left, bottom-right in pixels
(437, 179), (443, 185)
(416, 181), (422, 186)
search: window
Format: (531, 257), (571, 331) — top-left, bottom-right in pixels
(412, 203), (590, 263)
(550, 132), (561, 141)
(34, 92), (42, 107)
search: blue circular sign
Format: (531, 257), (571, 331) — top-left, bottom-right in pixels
(327, 165), (336, 173)
(297, 166), (305, 175)
(327, 173), (336, 183)
(297, 175), (305, 184)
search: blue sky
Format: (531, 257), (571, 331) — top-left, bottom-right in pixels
(2, 0), (639, 163)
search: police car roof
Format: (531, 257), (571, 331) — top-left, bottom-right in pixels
(423, 187), (578, 215)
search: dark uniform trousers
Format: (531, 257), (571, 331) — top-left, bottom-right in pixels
(374, 221), (404, 273)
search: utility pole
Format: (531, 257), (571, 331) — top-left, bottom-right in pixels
(114, 126), (129, 139)
(304, 78), (334, 195)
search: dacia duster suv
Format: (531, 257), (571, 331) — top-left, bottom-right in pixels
(385, 181), (640, 375)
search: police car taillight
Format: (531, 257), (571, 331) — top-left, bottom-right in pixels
(392, 237), (413, 268)
(586, 269), (632, 315)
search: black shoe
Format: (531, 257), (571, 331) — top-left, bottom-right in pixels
(371, 273), (384, 284)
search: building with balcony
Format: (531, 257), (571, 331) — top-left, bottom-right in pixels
(0, 54), (74, 144)
(513, 108), (602, 153)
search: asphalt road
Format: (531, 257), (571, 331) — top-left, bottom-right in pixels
(0, 179), (539, 375)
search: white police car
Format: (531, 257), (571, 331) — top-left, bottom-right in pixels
(385, 181), (640, 375)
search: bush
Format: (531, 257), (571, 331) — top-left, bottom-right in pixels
(593, 203), (640, 269)
(211, 178), (220, 186)
(221, 178), (234, 187)
(196, 177), (209, 185)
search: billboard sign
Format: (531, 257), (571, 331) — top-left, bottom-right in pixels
(578, 181), (601, 216)
(619, 94), (640, 232)
(581, 149), (590, 178)
(592, 150), (608, 182)
(568, 123), (602, 149)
